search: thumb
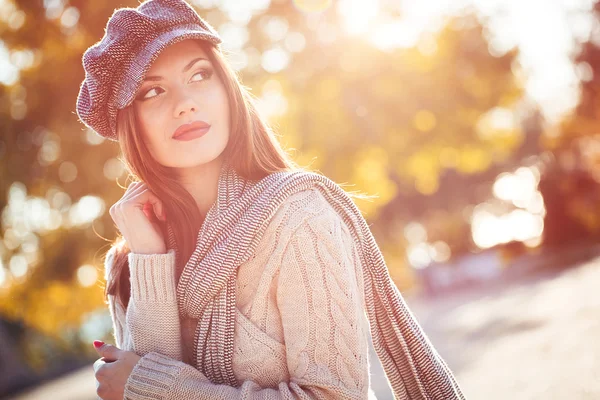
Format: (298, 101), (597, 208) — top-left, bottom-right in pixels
(93, 341), (120, 361)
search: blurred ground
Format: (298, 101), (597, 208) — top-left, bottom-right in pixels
(9, 253), (600, 400)
(407, 253), (600, 400)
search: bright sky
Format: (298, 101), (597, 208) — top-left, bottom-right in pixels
(0, 0), (596, 125)
(358, 0), (597, 125)
(439, 0), (596, 126)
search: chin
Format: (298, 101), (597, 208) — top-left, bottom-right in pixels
(162, 146), (228, 169)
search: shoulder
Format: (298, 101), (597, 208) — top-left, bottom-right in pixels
(276, 188), (364, 296)
(281, 186), (329, 212)
(271, 186), (350, 240)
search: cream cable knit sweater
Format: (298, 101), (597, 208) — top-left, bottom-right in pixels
(104, 188), (377, 399)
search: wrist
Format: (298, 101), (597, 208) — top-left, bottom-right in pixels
(129, 245), (167, 255)
(128, 250), (177, 302)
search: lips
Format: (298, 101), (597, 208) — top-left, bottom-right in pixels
(172, 120), (211, 139)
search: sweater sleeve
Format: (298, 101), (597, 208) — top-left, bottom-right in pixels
(122, 196), (371, 399)
(103, 246), (182, 361)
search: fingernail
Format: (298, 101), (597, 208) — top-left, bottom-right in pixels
(93, 340), (104, 349)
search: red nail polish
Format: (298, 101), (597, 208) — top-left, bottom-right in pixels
(93, 340), (104, 349)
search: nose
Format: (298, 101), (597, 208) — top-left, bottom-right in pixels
(173, 87), (199, 118)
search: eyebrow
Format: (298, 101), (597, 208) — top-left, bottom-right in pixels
(142, 57), (209, 82)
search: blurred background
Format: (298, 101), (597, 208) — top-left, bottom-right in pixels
(1, 0), (600, 398)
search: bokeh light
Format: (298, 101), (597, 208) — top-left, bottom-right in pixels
(76, 265), (98, 287)
(292, 0), (332, 13)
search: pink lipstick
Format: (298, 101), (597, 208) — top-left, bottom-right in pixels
(172, 120), (211, 141)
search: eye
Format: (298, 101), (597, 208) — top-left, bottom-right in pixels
(190, 68), (213, 83)
(135, 69), (213, 102)
(137, 86), (164, 101)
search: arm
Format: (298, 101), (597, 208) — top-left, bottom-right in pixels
(122, 205), (371, 399)
(103, 247), (182, 361)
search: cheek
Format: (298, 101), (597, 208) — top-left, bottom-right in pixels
(135, 105), (163, 145)
(137, 107), (154, 131)
(215, 85), (231, 127)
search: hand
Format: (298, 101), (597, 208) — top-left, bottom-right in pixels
(92, 341), (141, 400)
(109, 181), (167, 254)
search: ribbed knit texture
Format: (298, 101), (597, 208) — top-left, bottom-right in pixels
(103, 158), (466, 399)
(105, 189), (371, 398)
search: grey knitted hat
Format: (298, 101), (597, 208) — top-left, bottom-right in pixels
(76, 0), (222, 142)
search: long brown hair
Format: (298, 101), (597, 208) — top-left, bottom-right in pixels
(103, 40), (372, 310)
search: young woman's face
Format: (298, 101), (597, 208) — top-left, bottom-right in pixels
(132, 39), (230, 168)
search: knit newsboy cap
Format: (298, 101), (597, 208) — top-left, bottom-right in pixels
(76, 0), (222, 142)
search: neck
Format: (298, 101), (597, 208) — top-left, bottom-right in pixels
(175, 155), (224, 219)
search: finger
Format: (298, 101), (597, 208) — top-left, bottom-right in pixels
(114, 183), (146, 217)
(121, 181), (146, 201)
(127, 184), (162, 219)
(142, 201), (154, 220)
(143, 200), (162, 220)
(95, 342), (121, 361)
(152, 199), (165, 221)
(119, 187), (152, 213)
(123, 181), (142, 196)
(128, 188), (164, 219)
(110, 183), (143, 219)
(93, 358), (106, 373)
(111, 186), (152, 225)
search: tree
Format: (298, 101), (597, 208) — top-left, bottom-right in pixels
(0, 1), (530, 369)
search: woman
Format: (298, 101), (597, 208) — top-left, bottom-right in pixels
(77, 0), (466, 399)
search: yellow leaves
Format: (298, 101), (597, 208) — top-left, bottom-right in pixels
(372, 75), (399, 99)
(488, 132), (523, 154)
(567, 197), (600, 233)
(403, 151), (441, 195)
(351, 147), (397, 218)
(463, 75), (491, 101)
(0, 277), (105, 339)
(403, 48), (437, 73)
(540, 130), (561, 151)
(413, 110), (437, 132)
(400, 143), (493, 182)
(456, 145), (492, 174)
(46, 280), (70, 308)
(387, 128), (411, 153)
(66, 29), (87, 52)
(475, 107), (524, 151)
(378, 243), (415, 291)
(317, 77), (342, 102)
(405, 151), (439, 180)
(439, 147), (460, 168)
(476, 107), (514, 137)
(457, 107), (482, 126)
(564, 114), (600, 139)
(414, 174), (440, 196)
(497, 90), (521, 108)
